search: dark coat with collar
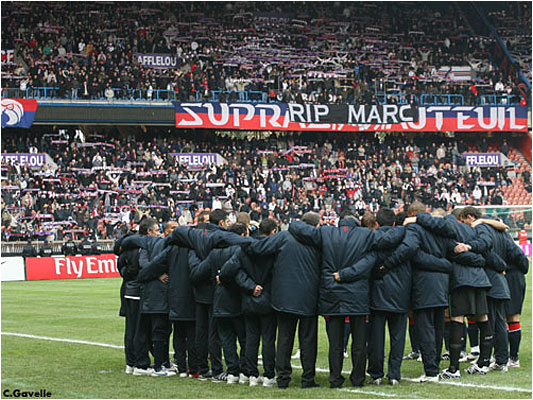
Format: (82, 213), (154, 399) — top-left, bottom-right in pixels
(289, 218), (405, 316)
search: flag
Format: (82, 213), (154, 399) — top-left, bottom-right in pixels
(1, 98), (38, 128)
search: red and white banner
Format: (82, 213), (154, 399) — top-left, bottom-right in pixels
(25, 254), (119, 281)
(174, 103), (529, 132)
(1, 49), (14, 63)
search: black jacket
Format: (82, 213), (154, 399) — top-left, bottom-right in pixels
(416, 213), (492, 291)
(62, 240), (77, 256)
(353, 226), (412, 313)
(79, 239), (92, 255)
(22, 243), (37, 257)
(118, 249), (141, 298)
(166, 223), (252, 304)
(139, 237), (169, 313)
(503, 234), (529, 275)
(221, 246), (275, 316)
(39, 244), (53, 257)
(121, 234), (168, 313)
(503, 233), (529, 296)
(469, 223), (511, 300)
(91, 241), (102, 255)
(191, 246), (241, 318)
(166, 223), (252, 260)
(383, 223), (485, 310)
(289, 219), (405, 316)
(114, 234), (141, 317)
(137, 244), (196, 321)
(243, 230), (320, 316)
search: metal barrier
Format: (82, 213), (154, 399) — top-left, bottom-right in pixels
(376, 93), (417, 105)
(2, 87), (178, 101)
(1, 239), (115, 256)
(420, 94), (465, 105)
(26, 86), (59, 99)
(480, 94), (521, 105)
(197, 90), (269, 103)
(2, 87), (524, 106)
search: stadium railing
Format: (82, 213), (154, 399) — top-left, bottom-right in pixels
(197, 90), (269, 103)
(480, 94), (522, 105)
(13, 87), (177, 101)
(1, 88), (524, 106)
(1, 239), (115, 257)
(420, 94), (465, 105)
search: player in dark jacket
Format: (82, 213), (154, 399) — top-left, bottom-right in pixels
(362, 208), (412, 385)
(191, 223), (249, 384)
(121, 218), (175, 377)
(115, 231), (143, 375)
(455, 207), (526, 373)
(242, 216), (321, 389)
(503, 233), (529, 368)
(413, 209), (494, 379)
(381, 202), (485, 383)
(289, 210), (405, 388)
(137, 221), (199, 378)
(223, 219), (278, 388)
(164, 210), (252, 381)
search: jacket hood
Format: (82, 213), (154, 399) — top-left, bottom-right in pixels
(338, 217), (360, 228)
(205, 222), (224, 231)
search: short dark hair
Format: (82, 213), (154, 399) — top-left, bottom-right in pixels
(164, 221), (178, 234)
(451, 208), (463, 219)
(376, 208), (395, 227)
(361, 212), (377, 228)
(229, 222), (248, 236)
(209, 209), (228, 225)
(339, 209), (357, 221)
(259, 218), (278, 235)
(462, 206), (482, 220)
(139, 218), (157, 235)
(197, 211), (210, 223)
(395, 211), (408, 227)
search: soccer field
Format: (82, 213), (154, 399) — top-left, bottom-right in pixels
(1, 271), (531, 399)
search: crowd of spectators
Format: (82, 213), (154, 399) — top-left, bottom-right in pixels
(1, 2), (529, 104)
(2, 127), (531, 242)
(487, 2), (532, 85)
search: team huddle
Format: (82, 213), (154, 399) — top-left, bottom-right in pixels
(115, 203), (528, 388)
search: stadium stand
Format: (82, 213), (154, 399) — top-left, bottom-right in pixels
(1, 1), (531, 249)
(486, 2), (532, 85)
(1, 2), (530, 104)
(1, 128), (531, 243)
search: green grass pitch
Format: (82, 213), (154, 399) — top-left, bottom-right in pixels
(1, 268), (531, 398)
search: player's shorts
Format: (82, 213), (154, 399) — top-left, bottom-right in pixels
(505, 271), (526, 315)
(450, 287), (488, 317)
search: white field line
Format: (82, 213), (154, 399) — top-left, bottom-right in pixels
(293, 364), (532, 394)
(2, 331), (531, 394)
(1, 332), (124, 349)
(339, 388), (403, 397)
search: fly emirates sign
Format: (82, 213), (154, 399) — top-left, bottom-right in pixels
(25, 254), (120, 280)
